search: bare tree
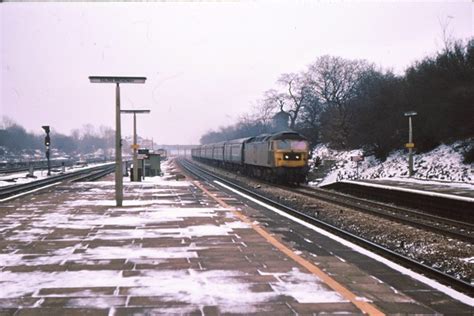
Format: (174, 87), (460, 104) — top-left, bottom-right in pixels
(297, 90), (323, 147)
(275, 73), (310, 129)
(248, 98), (278, 128)
(305, 55), (372, 147)
(263, 89), (286, 112)
(306, 55), (370, 108)
(0, 116), (17, 129)
(438, 15), (455, 52)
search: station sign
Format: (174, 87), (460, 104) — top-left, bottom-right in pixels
(350, 155), (364, 162)
(89, 76), (147, 84)
(405, 143), (415, 148)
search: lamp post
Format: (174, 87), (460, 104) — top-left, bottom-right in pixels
(404, 111), (417, 177)
(89, 76), (146, 206)
(121, 109), (151, 182)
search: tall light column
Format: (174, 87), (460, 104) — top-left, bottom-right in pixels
(89, 76), (146, 206)
(121, 109), (151, 182)
(404, 111), (417, 177)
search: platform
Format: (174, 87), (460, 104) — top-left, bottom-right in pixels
(347, 178), (474, 201)
(0, 161), (472, 315)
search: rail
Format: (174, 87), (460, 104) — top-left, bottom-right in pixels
(0, 163), (115, 201)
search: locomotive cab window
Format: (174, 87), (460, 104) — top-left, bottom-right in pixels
(275, 140), (308, 151)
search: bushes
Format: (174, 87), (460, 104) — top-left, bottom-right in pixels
(462, 145), (474, 164)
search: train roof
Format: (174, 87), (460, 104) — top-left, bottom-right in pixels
(270, 131), (307, 140)
(198, 131), (306, 147)
(224, 137), (254, 144)
(247, 131), (306, 143)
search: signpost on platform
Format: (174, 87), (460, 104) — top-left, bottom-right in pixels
(89, 76), (147, 207)
(138, 148), (150, 180)
(121, 110), (151, 182)
(404, 111), (417, 177)
(350, 155), (364, 179)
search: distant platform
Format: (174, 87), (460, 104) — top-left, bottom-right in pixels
(345, 178), (474, 201)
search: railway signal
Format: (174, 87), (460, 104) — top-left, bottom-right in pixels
(41, 125), (51, 176)
(44, 135), (50, 146)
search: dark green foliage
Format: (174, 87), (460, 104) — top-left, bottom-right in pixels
(463, 146), (474, 164)
(200, 120), (271, 144)
(53, 133), (77, 153)
(403, 40), (474, 152)
(346, 70), (406, 159)
(0, 123), (42, 151)
(0, 120), (114, 156)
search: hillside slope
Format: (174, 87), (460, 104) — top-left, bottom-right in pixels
(311, 142), (473, 187)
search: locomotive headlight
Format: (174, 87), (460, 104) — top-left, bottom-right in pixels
(285, 155), (289, 159)
(295, 155), (300, 159)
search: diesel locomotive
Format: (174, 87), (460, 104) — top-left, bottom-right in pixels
(191, 131), (310, 184)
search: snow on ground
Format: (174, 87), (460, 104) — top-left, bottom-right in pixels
(0, 267), (343, 313)
(0, 159), (346, 311)
(311, 142), (473, 186)
(0, 162), (113, 187)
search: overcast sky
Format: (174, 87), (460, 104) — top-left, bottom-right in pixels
(1, 1), (472, 145)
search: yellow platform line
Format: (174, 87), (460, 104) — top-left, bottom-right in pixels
(194, 180), (385, 316)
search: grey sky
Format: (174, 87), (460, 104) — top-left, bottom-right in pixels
(1, 1), (472, 145)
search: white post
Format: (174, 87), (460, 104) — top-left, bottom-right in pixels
(408, 116), (413, 177)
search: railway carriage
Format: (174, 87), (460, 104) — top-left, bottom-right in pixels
(212, 142), (225, 164)
(202, 144), (213, 161)
(223, 137), (252, 170)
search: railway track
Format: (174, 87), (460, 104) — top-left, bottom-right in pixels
(323, 181), (474, 222)
(0, 163), (115, 201)
(0, 158), (113, 175)
(288, 185), (474, 243)
(0, 163), (70, 175)
(177, 158), (473, 296)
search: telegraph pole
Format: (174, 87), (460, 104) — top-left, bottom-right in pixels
(89, 76), (146, 206)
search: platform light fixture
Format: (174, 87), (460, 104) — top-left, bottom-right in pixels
(404, 111), (418, 177)
(88, 76), (147, 207)
(121, 109), (151, 182)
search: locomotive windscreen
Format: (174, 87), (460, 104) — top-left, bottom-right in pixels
(275, 140), (308, 150)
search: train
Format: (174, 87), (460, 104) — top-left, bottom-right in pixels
(191, 131), (310, 184)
